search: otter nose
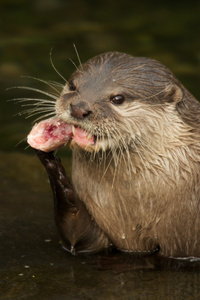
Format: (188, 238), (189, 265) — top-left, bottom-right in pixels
(70, 103), (92, 120)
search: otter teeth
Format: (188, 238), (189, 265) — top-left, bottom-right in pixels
(72, 124), (94, 141)
(71, 125), (75, 136)
(87, 132), (93, 140)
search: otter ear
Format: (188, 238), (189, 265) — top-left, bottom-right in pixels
(165, 84), (183, 103)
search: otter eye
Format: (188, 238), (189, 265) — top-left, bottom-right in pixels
(110, 94), (125, 105)
(68, 81), (76, 91)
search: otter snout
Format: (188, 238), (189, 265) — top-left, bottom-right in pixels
(70, 103), (92, 120)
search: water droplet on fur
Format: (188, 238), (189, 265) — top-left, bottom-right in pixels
(121, 233), (125, 239)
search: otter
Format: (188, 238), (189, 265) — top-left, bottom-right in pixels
(30, 52), (200, 258)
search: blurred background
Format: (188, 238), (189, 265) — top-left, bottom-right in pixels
(1, 0), (200, 153)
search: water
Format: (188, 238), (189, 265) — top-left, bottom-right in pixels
(1, 0), (200, 299)
(1, 152), (200, 299)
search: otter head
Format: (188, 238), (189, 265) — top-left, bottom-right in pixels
(55, 52), (184, 153)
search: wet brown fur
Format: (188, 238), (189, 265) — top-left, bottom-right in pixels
(54, 52), (200, 257)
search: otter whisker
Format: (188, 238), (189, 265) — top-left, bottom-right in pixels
(109, 117), (135, 175)
(10, 97), (56, 105)
(111, 148), (121, 188)
(21, 76), (63, 95)
(20, 102), (55, 108)
(50, 48), (68, 83)
(31, 112), (56, 123)
(17, 105), (55, 113)
(73, 43), (83, 72)
(111, 125), (133, 176)
(19, 106), (54, 115)
(100, 147), (117, 183)
(69, 58), (80, 73)
(135, 135), (156, 156)
(21, 105), (55, 111)
(102, 137), (109, 170)
(15, 136), (31, 151)
(19, 108), (55, 117)
(8, 86), (58, 100)
(48, 80), (64, 88)
(97, 129), (108, 170)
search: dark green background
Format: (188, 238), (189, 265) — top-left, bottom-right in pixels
(1, 0), (200, 153)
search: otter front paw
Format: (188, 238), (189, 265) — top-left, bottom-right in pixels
(35, 149), (110, 255)
(35, 150), (63, 175)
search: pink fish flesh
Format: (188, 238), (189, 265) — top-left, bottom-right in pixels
(27, 118), (95, 152)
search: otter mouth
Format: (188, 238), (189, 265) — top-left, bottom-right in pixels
(71, 124), (96, 149)
(27, 117), (96, 152)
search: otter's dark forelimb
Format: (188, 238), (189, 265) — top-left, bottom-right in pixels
(35, 150), (110, 255)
